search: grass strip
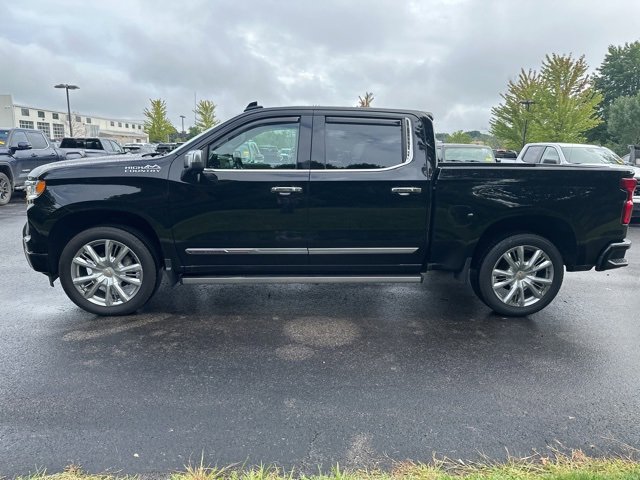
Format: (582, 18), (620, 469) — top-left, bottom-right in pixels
(11, 450), (640, 480)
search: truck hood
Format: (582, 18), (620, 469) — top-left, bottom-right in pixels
(29, 153), (172, 179)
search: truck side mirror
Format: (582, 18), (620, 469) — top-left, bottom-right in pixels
(9, 141), (32, 154)
(184, 150), (204, 172)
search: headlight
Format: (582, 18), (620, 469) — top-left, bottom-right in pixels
(25, 179), (46, 201)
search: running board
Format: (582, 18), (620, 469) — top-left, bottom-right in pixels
(181, 275), (423, 285)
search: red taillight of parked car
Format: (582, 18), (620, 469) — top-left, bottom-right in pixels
(621, 177), (637, 225)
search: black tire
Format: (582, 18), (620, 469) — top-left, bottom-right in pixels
(59, 227), (158, 316)
(476, 234), (564, 317)
(0, 172), (12, 206)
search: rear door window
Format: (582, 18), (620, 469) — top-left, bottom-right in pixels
(320, 118), (404, 169)
(540, 146), (560, 164)
(26, 131), (48, 149)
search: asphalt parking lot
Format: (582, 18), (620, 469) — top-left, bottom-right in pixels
(1, 197), (639, 476)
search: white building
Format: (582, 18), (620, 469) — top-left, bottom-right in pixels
(0, 94), (148, 144)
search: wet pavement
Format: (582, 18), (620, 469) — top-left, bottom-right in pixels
(1, 198), (639, 476)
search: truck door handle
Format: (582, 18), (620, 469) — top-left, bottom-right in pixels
(271, 186), (303, 196)
(31, 153), (38, 157)
(391, 187), (422, 196)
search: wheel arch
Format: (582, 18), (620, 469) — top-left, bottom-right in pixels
(471, 215), (578, 269)
(48, 209), (165, 275)
(0, 163), (14, 183)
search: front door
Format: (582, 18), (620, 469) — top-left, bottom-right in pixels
(307, 113), (431, 273)
(170, 115), (312, 274)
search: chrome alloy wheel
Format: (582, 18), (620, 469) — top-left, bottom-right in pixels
(491, 245), (554, 308)
(70, 239), (144, 307)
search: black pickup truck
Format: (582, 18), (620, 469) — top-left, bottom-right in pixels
(0, 128), (84, 205)
(22, 104), (637, 317)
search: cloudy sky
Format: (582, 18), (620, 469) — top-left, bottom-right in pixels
(2, 0), (639, 133)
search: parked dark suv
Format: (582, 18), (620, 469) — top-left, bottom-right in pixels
(0, 128), (75, 205)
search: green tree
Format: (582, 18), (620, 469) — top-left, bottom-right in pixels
(143, 99), (175, 143)
(358, 92), (374, 107)
(607, 93), (640, 153)
(489, 69), (541, 150)
(186, 125), (202, 140)
(490, 54), (602, 149)
(534, 54), (602, 143)
(194, 99), (219, 131)
(595, 42), (640, 108)
(447, 130), (473, 143)
(589, 41), (640, 143)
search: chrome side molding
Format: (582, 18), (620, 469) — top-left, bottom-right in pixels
(186, 247), (419, 255)
(308, 247), (419, 255)
(186, 248), (307, 255)
(181, 275), (423, 285)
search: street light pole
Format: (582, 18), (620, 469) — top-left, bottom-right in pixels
(179, 115), (186, 134)
(54, 84), (79, 137)
(519, 99), (535, 149)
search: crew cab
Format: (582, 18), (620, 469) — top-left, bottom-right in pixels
(22, 104), (637, 317)
(0, 127), (83, 206)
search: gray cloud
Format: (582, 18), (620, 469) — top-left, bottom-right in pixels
(2, 0), (639, 132)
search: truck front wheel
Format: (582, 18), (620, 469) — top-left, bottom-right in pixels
(59, 227), (158, 316)
(0, 172), (12, 206)
(474, 234), (564, 317)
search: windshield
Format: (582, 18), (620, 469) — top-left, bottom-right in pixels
(442, 146), (495, 162)
(0, 129), (8, 146)
(560, 146), (625, 165)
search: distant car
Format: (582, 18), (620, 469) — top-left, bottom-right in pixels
(0, 128), (84, 205)
(123, 143), (158, 155)
(517, 142), (627, 166)
(59, 137), (124, 156)
(493, 149), (518, 163)
(156, 143), (178, 154)
(438, 143), (496, 163)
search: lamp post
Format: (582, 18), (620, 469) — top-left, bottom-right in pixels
(54, 84), (79, 137)
(519, 99), (534, 149)
(179, 115), (186, 134)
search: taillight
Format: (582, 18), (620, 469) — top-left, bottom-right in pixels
(621, 177), (637, 225)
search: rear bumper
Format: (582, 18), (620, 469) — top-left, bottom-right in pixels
(595, 240), (631, 271)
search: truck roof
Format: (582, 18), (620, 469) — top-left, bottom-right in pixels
(241, 105), (434, 119)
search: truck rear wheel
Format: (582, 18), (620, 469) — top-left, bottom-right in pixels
(0, 172), (12, 206)
(59, 227), (158, 316)
(475, 234), (564, 317)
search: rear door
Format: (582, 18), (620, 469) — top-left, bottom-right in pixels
(307, 112), (431, 273)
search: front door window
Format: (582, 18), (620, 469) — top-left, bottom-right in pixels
(207, 122), (299, 170)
